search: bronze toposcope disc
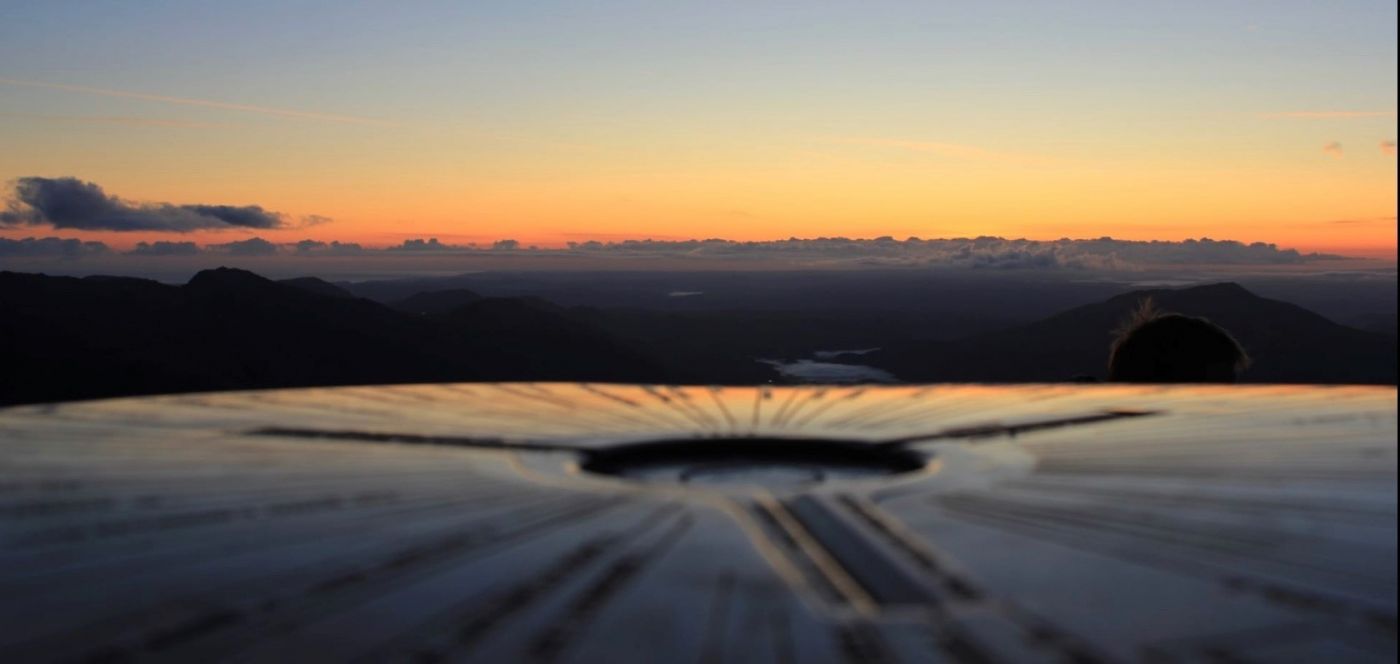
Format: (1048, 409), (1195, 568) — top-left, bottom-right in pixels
(1, 384), (1395, 662)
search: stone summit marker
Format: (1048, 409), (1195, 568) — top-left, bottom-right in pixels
(1, 384), (1395, 662)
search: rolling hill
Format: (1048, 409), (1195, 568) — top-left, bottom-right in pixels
(0, 268), (668, 405)
(867, 282), (1396, 384)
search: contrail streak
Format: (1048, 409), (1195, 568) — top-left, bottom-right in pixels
(0, 77), (397, 126)
(1261, 111), (1396, 119)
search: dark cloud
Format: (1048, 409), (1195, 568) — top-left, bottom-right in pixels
(294, 239), (364, 255)
(388, 237), (466, 252)
(0, 236), (110, 257)
(0, 177), (291, 231)
(16, 234), (1349, 269)
(559, 236), (1341, 268)
(127, 240), (200, 256)
(208, 237), (278, 255)
(179, 204), (281, 228)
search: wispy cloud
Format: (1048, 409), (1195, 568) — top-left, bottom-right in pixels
(0, 78), (396, 127)
(1323, 141), (1344, 158)
(1383, 140), (1397, 156)
(0, 112), (234, 129)
(1262, 111), (1397, 119)
(824, 137), (1057, 166)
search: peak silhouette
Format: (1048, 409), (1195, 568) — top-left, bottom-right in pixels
(392, 289), (483, 315)
(1, 270), (1393, 405)
(186, 266), (273, 289)
(0, 269), (668, 405)
(871, 282), (1396, 383)
(278, 276), (356, 299)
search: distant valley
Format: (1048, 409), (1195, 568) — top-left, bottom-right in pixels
(1, 268), (1394, 405)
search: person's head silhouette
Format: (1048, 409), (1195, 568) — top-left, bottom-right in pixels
(1108, 299), (1249, 383)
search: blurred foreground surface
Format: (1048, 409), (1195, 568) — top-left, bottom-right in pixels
(1, 384), (1395, 662)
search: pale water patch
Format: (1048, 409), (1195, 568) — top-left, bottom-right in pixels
(759, 358), (898, 384)
(812, 347), (881, 360)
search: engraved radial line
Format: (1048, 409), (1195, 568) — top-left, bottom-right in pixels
(767, 389), (806, 430)
(699, 571), (736, 664)
(369, 384), (627, 433)
(824, 388), (936, 428)
(526, 512), (695, 662)
(788, 388), (867, 429)
(707, 388), (739, 436)
(751, 494), (878, 613)
(773, 388), (831, 429)
(782, 495), (936, 607)
(488, 384), (641, 431)
(751, 387), (772, 429)
(368, 503), (685, 661)
(641, 386), (716, 432)
(576, 384), (694, 430)
(667, 387), (721, 431)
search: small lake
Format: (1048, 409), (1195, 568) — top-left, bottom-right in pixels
(758, 348), (898, 384)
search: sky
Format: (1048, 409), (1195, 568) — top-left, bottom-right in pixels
(1, 1), (1396, 263)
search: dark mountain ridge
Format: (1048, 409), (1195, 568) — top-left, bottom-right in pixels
(0, 268), (668, 405)
(1, 272), (1392, 406)
(868, 282), (1396, 384)
(391, 289), (484, 315)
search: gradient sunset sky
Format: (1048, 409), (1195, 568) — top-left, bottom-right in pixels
(2, 1), (1396, 257)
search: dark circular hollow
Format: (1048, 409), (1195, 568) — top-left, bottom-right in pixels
(580, 437), (928, 487)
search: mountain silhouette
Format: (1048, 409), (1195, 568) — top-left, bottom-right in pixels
(277, 276), (356, 299)
(867, 282), (1396, 383)
(2, 272), (1393, 405)
(0, 268), (668, 405)
(391, 289), (484, 315)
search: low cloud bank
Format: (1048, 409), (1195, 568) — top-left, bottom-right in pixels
(128, 241), (199, 256)
(295, 239), (364, 255)
(0, 236), (111, 258)
(208, 237), (279, 256)
(558, 236), (1339, 269)
(1, 235), (1347, 270)
(1, 177), (312, 232)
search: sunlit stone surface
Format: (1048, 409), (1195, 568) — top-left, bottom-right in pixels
(1, 384), (1395, 662)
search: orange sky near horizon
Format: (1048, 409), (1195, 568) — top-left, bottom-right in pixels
(8, 147), (1393, 258)
(1, 3), (1396, 261)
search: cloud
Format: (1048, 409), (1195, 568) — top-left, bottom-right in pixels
(0, 78), (396, 127)
(179, 204), (282, 228)
(0, 112), (234, 129)
(1323, 141), (1344, 158)
(208, 237), (278, 256)
(1, 177), (291, 232)
(0, 236), (110, 258)
(1383, 140), (1397, 156)
(1262, 111), (1397, 119)
(294, 239), (364, 255)
(560, 236), (1338, 269)
(23, 235), (1348, 270)
(127, 240), (200, 256)
(387, 237), (472, 252)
